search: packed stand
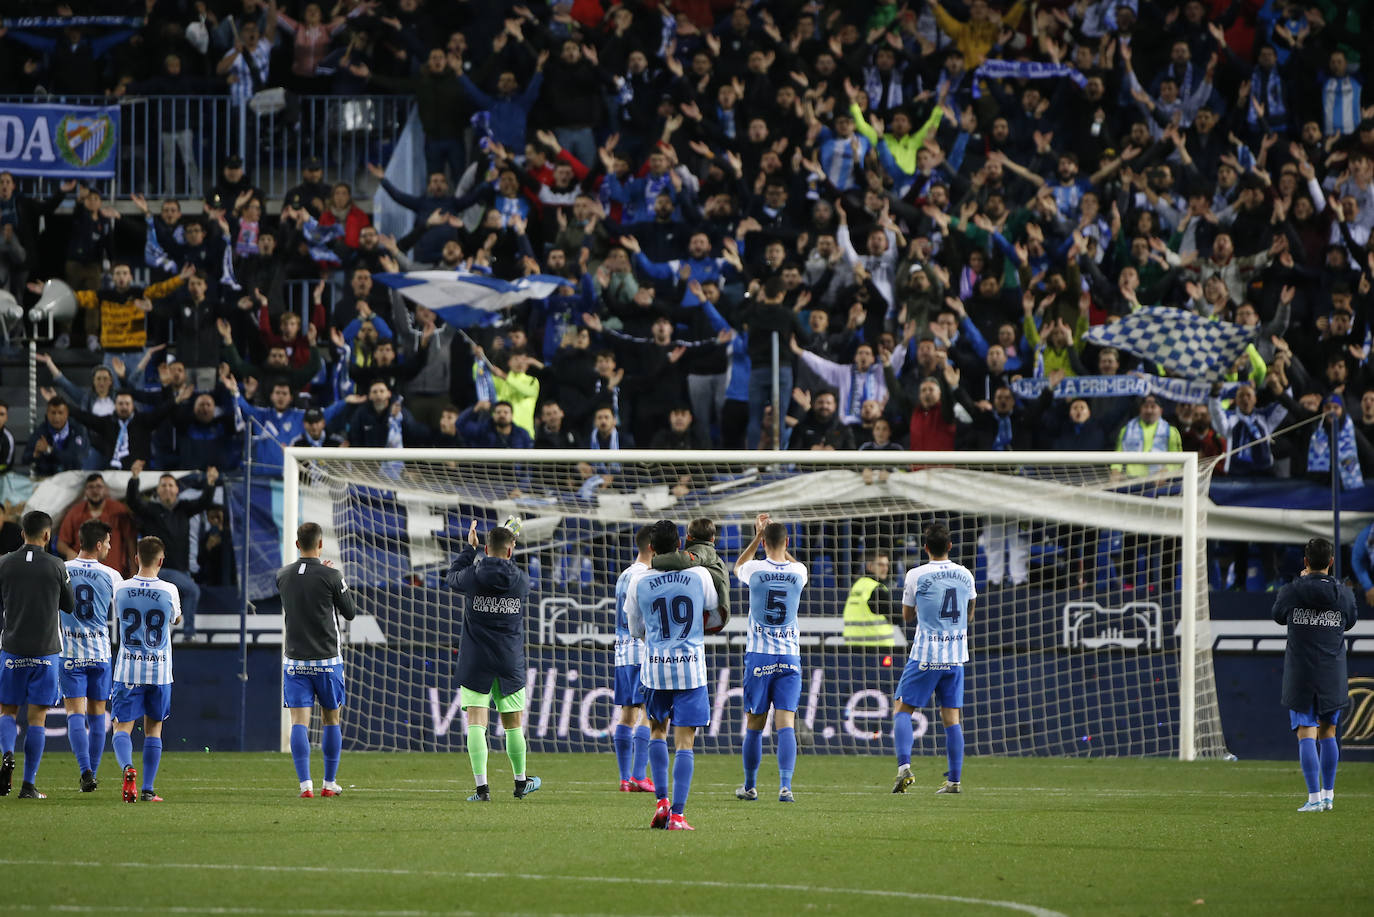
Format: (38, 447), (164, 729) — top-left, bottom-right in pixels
(0, 0), (1370, 598)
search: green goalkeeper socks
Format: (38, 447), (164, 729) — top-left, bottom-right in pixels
(506, 725), (527, 779)
(467, 724), (488, 784)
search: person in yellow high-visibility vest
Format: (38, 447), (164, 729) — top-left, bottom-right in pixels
(843, 550), (896, 646)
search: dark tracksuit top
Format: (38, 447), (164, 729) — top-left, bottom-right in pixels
(1272, 572), (1358, 718)
(445, 545), (530, 696)
(0, 545), (75, 657)
(277, 556), (356, 661)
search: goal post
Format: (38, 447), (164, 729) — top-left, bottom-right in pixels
(281, 447), (1221, 761)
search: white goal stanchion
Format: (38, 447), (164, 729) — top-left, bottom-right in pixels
(281, 448), (1224, 761)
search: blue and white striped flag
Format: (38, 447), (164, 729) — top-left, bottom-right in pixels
(374, 271), (569, 327)
(1083, 308), (1257, 381)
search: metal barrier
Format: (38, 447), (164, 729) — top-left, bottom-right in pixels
(1, 93), (409, 201)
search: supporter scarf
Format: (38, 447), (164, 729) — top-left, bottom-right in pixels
(386, 406), (404, 449)
(1228, 412), (1272, 472)
(235, 219), (260, 257)
(993, 412), (1014, 451)
(473, 361), (497, 404)
(863, 66), (903, 112)
(971, 60), (1087, 98)
(1308, 414), (1364, 490)
(1011, 373), (1238, 404)
(848, 365), (880, 420)
(590, 427), (619, 451)
(1249, 67), (1286, 126)
(1119, 418), (1174, 454)
(110, 418), (130, 468)
(1, 16), (143, 28)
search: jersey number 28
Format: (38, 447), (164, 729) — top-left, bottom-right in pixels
(122, 607), (167, 647)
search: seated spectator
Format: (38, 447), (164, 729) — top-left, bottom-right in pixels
(23, 397), (93, 478)
(56, 474), (137, 574)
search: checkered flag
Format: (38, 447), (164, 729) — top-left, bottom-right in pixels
(1084, 308), (1257, 381)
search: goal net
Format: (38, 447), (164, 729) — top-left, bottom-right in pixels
(281, 448), (1227, 760)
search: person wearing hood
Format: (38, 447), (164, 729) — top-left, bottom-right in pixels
(445, 521), (540, 804)
(1272, 538), (1357, 812)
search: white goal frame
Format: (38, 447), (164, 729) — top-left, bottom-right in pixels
(281, 448), (1203, 761)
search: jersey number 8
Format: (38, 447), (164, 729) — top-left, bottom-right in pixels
(73, 583), (98, 622)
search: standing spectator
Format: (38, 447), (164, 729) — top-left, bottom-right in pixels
(788, 389), (856, 451)
(66, 262), (191, 357)
(55, 474), (136, 575)
(389, 292), (457, 430)
(273, 1), (347, 93)
(461, 54), (548, 153)
(63, 187), (118, 347)
(1112, 396), (1183, 478)
(741, 278), (797, 449)
(44, 389), (181, 472)
(540, 40), (608, 169)
(352, 49), (469, 181)
(216, 18), (277, 152)
(175, 392), (241, 471)
(318, 183), (371, 250)
(1272, 538), (1357, 812)
(0, 173), (67, 298)
(789, 339), (887, 427)
(125, 462), (220, 640)
(346, 381), (428, 447)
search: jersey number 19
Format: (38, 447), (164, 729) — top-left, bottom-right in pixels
(652, 596), (696, 639)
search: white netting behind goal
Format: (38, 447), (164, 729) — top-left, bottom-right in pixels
(285, 449), (1227, 760)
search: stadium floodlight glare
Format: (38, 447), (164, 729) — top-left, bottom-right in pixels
(282, 448), (1219, 762)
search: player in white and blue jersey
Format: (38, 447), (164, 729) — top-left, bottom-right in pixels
(63, 520), (123, 793)
(893, 523), (975, 795)
(732, 513), (806, 803)
(111, 537), (181, 803)
(624, 520), (721, 831)
(611, 525), (654, 793)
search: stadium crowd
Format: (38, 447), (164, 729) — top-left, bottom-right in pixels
(0, 0), (1371, 600)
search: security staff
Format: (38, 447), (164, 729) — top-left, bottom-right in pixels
(1272, 537), (1358, 812)
(843, 549), (896, 647)
(0, 511), (76, 798)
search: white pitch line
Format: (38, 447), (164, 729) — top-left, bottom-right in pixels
(10, 906), (698, 917)
(0, 859), (1069, 917)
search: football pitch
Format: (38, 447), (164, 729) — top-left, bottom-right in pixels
(6, 752), (1369, 917)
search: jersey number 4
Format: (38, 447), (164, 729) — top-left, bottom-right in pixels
(939, 588), (961, 624)
(652, 595), (696, 640)
(122, 607), (167, 648)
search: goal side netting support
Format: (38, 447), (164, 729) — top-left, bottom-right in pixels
(281, 448), (1225, 761)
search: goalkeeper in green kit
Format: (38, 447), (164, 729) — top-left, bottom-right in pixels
(444, 520), (540, 802)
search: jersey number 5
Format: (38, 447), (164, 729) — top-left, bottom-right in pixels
(764, 588), (788, 625)
(652, 595), (695, 640)
(122, 607), (166, 648)
(939, 588), (960, 624)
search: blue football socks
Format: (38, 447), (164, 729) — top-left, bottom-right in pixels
(1298, 737), (1320, 799)
(0, 714), (16, 755)
(290, 724), (311, 783)
(22, 725), (44, 785)
(776, 726), (797, 789)
(632, 724), (651, 781)
(67, 714), (91, 773)
(1319, 737), (1339, 794)
(742, 728), (762, 791)
(87, 714), (106, 775)
(648, 738), (669, 801)
(671, 748), (694, 815)
(322, 724), (342, 784)
(613, 723), (633, 781)
(112, 730), (133, 770)
(141, 736), (162, 792)
(892, 711), (914, 768)
(946, 723), (965, 783)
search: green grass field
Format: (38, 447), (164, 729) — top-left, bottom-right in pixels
(5, 752), (1369, 917)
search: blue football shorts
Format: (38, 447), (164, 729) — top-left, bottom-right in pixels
(614, 663), (647, 706)
(282, 661), (347, 710)
(643, 684), (710, 728)
(112, 682), (172, 722)
(60, 658), (112, 702)
(742, 652), (802, 715)
(0, 652), (61, 707)
(895, 659), (965, 709)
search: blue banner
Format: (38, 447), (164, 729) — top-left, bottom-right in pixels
(0, 103), (120, 178)
(1011, 373), (1240, 404)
